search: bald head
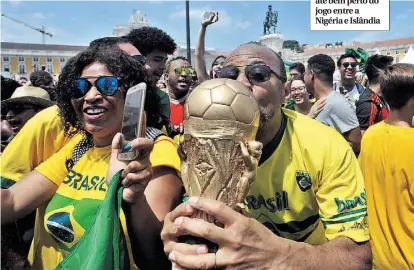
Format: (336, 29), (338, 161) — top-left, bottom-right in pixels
(226, 43), (286, 82)
(222, 42), (287, 132)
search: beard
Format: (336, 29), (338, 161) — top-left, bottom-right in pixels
(259, 104), (276, 130)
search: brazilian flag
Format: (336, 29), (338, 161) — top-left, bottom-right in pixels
(284, 60), (293, 80)
(345, 47), (369, 73)
(56, 170), (130, 270)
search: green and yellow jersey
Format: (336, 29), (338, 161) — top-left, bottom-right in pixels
(0, 105), (82, 189)
(29, 135), (180, 270)
(246, 109), (369, 244)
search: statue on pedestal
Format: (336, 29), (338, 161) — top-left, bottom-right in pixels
(129, 10), (148, 25)
(263, 5), (278, 35)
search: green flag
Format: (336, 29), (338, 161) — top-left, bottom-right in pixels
(56, 170), (130, 270)
(345, 47), (369, 73)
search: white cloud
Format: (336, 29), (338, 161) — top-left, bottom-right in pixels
(169, 6), (208, 20)
(32, 12), (46, 19)
(169, 6), (240, 29)
(8, 0), (22, 8)
(234, 20), (251, 30)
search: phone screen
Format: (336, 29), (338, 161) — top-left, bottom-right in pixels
(202, 11), (210, 20)
(120, 83), (146, 154)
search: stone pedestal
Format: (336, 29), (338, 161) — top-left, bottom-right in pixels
(259, 33), (284, 55)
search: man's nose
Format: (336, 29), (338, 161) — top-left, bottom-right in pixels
(237, 72), (253, 90)
(6, 110), (16, 119)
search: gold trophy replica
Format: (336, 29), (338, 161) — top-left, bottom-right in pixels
(178, 78), (263, 251)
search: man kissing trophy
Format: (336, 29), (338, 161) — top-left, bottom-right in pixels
(178, 78), (263, 252)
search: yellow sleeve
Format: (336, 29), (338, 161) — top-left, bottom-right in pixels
(316, 141), (370, 243)
(0, 106), (81, 188)
(150, 136), (180, 173)
(34, 138), (79, 186)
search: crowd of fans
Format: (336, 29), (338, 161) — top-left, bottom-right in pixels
(1, 10), (413, 270)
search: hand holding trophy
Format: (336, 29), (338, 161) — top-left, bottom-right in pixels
(178, 78), (263, 252)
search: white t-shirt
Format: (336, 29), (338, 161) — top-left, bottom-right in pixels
(333, 83), (362, 109)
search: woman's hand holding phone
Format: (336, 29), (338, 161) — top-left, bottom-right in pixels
(107, 131), (154, 204)
(201, 11), (219, 27)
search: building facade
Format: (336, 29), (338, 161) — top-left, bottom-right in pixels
(287, 37), (414, 67)
(1, 42), (87, 78)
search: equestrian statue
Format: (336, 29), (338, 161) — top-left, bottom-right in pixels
(263, 5), (278, 35)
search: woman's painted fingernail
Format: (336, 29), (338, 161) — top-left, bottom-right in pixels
(123, 143), (131, 151)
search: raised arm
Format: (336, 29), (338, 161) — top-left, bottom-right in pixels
(1, 171), (58, 224)
(194, 12), (218, 83)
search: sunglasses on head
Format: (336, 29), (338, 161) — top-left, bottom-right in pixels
(217, 64), (286, 83)
(132, 55), (146, 66)
(342, 62), (357, 69)
(174, 67), (195, 76)
(75, 76), (121, 99)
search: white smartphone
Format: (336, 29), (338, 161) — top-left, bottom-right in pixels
(117, 82), (147, 161)
(202, 11), (211, 20)
(202, 11), (218, 22)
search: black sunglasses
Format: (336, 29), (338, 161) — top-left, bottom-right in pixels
(217, 64), (286, 83)
(342, 62), (357, 69)
(132, 55), (146, 66)
(75, 76), (121, 99)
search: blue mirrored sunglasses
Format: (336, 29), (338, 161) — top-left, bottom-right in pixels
(75, 76), (121, 98)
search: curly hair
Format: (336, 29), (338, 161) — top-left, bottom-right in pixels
(307, 54), (335, 84)
(56, 47), (162, 137)
(29, 70), (56, 101)
(88, 36), (130, 49)
(1, 76), (21, 101)
(165, 56), (189, 73)
(126, 27), (177, 56)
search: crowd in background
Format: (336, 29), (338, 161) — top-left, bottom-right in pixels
(1, 10), (413, 270)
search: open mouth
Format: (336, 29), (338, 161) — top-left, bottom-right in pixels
(7, 119), (20, 132)
(293, 95), (303, 102)
(177, 79), (189, 87)
(83, 107), (107, 116)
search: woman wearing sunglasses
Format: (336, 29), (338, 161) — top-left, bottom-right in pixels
(286, 74), (326, 119)
(1, 48), (182, 269)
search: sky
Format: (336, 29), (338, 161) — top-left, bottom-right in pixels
(1, 0), (414, 52)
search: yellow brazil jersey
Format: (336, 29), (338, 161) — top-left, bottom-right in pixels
(30, 134), (180, 270)
(246, 109), (369, 244)
(359, 122), (414, 270)
(0, 105), (83, 188)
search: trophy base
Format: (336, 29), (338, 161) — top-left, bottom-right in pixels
(178, 235), (224, 269)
